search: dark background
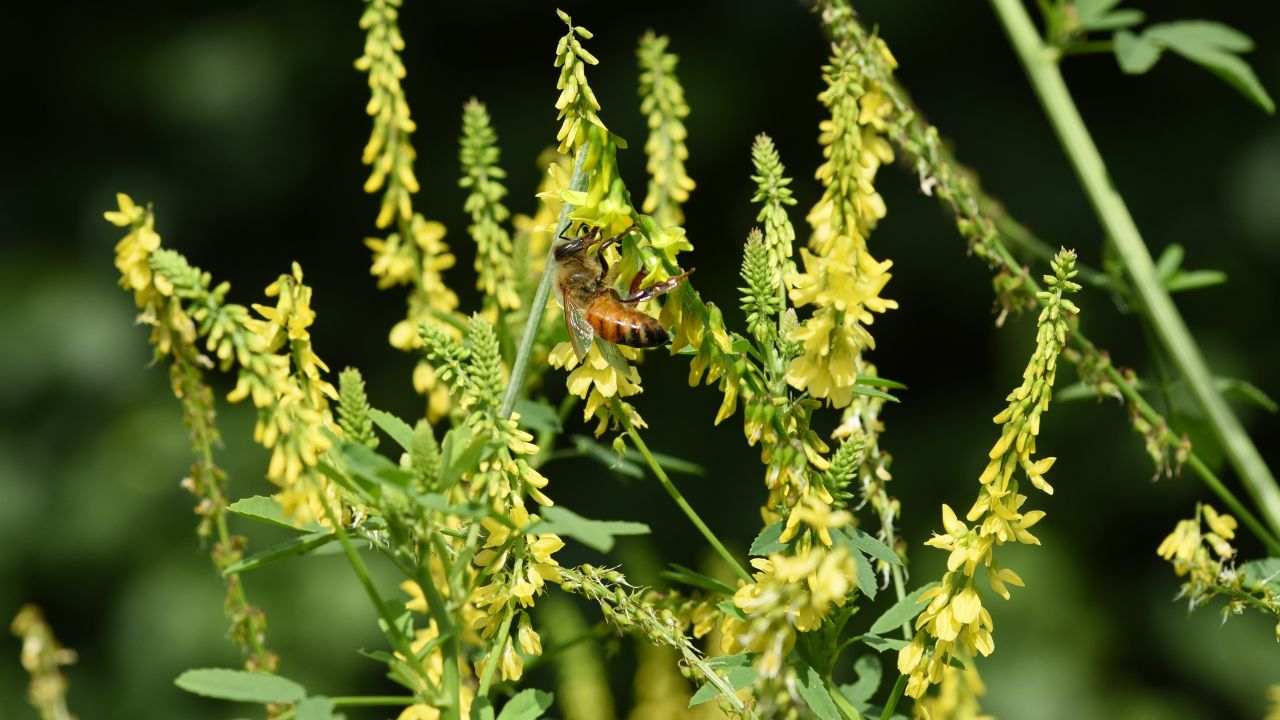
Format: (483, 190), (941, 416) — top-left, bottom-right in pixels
(3, 1), (1278, 718)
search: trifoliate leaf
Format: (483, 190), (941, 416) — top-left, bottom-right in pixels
(227, 496), (310, 532)
(339, 441), (415, 489)
(869, 583), (939, 636)
(514, 399), (562, 435)
(222, 531), (334, 575)
(796, 666), (842, 720)
(175, 669), (305, 703)
(717, 600), (747, 622)
(495, 688), (554, 720)
(571, 435), (644, 479)
(840, 654), (882, 711)
(1241, 558), (1280, 593)
(1164, 269), (1227, 293)
(1155, 243), (1185, 281)
(296, 697), (335, 720)
(439, 426), (490, 489)
(369, 408), (415, 452)
(859, 634), (909, 652)
(1114, 30), (1162, 74)
(527, 505), (649, 552)
(852, 548), (877, 601)
(848, 529), (902, 568)
(749, 522), (786, 556)
(1134, 21), (1274, 113)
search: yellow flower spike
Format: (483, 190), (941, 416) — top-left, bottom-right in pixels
(903, 249), (1079, 698)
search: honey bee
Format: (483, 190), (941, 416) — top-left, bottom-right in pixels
(554, 224), (691, 360)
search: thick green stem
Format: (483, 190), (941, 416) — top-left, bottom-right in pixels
(880, 674), (907, 720)
(989, 0), (1280, 536)
(499, 144), (592, 419)
(620, 409), (752, 583)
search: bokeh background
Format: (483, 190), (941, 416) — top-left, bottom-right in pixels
(3, 1), (1279, 717)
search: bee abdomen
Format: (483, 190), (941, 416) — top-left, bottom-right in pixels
(587, 297), (669, 348)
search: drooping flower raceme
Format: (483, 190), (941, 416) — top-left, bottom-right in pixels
(898, 249), (1080, 699)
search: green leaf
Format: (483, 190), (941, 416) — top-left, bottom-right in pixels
(296, 697), (335, 720)
(1114, 30), (1162, 74)
(339, 442), (415, 489)
(621, 447), (704, 476)
(514, 399), (562, 435)
(1143, 21), (1274, 113)
(1240, 558), (1280, 593)
(1082, 8), (1143, 31)
(527, 505), (649, 552)
(223, 531), (334, 575)
(851, 385), (899, 403)
(495, 688), (554, 720)
(848, 529), (902, 568)
(1165, 269), (1227, 293)
(859, 634), (908, 652)
(369, 408), (414, 452)
(227, 496), (309, 532)
(415, 492), (504, 522)
(1155, 244), (1185, 281)
(1145, 21), (1253, 53)
(662, 564), (735, 596)
(852, 548), (877, 601)
(175, 669), (305, 703)
(571, 435), (644, 479)
(869, 583), (938, 636)
(689, 665), (755, 707)
(855, 375), (908, 390)
(840, 654), (882, 710)
(440, 426), (490, 488)
(1218, 378), (1278, 414)
(717, 600), (747, 622)
(796, 666), (842, 720)
(749, 522), (786, 556)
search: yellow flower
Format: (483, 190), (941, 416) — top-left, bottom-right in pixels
(551, 342), (644, 435)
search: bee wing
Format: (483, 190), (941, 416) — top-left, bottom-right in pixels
(562, 296), (595, 362)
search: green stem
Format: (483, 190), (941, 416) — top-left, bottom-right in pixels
(318, 497), (419, 672)
(619, 406), (752, 583)
(419, 537), (461, 720)
(1060, 39), (1112, 56)
(499, 143), (592, 419)
(880, 674), (907, 720)
(989, 0), (1280, 537)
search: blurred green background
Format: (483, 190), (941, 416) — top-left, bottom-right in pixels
(3, 1), (1278, 718)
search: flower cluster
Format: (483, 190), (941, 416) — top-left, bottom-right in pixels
(786, 41), (897, 409)
(109, 195), (340, 525)
(723, 545), (857, 680)
(638, 31), (695, 228)
(460, 99), (520, 314)
(912, 662), (991, 720)
(553, 10), (605, 153)
(898, 249), (1079, 698)
(1157, 503), (1280, 632)
(357, 0), (463, 422)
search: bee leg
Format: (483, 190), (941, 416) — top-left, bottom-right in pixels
(589, 226), (643, 283)
(554, 225), (600, 260)
(620, 269), (694, 304)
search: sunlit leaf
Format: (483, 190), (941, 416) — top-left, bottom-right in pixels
(527, 505), (649, 552)
(175, 669), (305, 703)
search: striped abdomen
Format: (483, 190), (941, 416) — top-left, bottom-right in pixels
(585, 292), (669, 348)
